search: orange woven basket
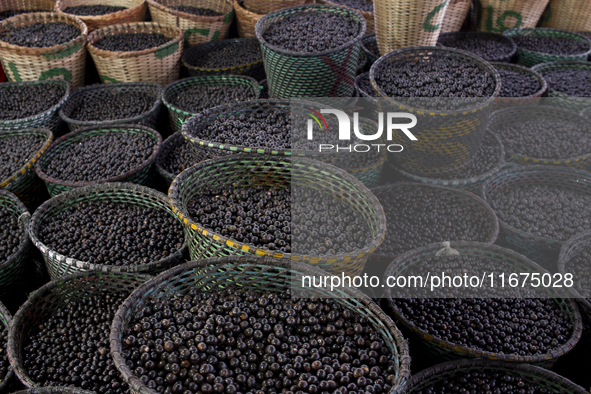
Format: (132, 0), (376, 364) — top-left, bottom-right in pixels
(56, 0), (147, 32)
(234, 0), (262, 38)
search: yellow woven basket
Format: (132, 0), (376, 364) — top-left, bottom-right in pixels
(541, 0), (591, 32)
(56, 0), (147, 32)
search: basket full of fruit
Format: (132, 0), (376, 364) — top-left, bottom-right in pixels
(56, 0), (147, 32)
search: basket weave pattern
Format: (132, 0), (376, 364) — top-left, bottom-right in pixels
(234, 0), (262, 38)
(56, 0), (147, 32)
(541, 0), (591, 32)
(476, 0), (550, 33)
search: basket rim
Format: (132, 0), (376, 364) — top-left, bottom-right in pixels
(27, 182), (188, 275)
(56, 0), (146, 22)
(0, 128), (54, 189)
(0, 11), (88, 54)
(316, 0), (373, 16)
(503, 27), (591, 58)
(58, 82), (163, 128)
(168, 154), (387, 263)
(8, 269), (152, 389)
(109, 256), (412, 394)
(557, 230), (591, 312)
(385, 240), (584, 364)
(86, 21), (183, 59)
(436, 31), (517, 62)
(481, 164), (591, 245)
(0, 299), (14, 392)
(34, 124), (162, 188)
(360, 32), (377, 59)
(369, 46), (501, 115)
(181, 37), (263, 73)
(531, 60), (591, 97)
(354, 71), (376, 98)
(254, 4), (367, 58)
(490, 61), (547, 99)
(0, 80), (70, 129)
(154, 132), (184, 184)
(146, 0), (233, 22)
(234, 0), (264, 17)
(0, 189), (31, 273)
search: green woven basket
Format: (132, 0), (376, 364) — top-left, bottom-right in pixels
(531, 61), (591, 113)
(503, 27), (591, 67)
(255, 4), (366, 98)
(110, 256), (412, 394)
(0, 300), (14, 392)
(162, 75), (261, 133)
(28, 182), (188, 280)
(35, 124), (162, 197)
(0, 128), (53, 209)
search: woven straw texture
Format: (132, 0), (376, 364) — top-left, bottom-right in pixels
(87, 22), (183, 85)
(531, 61), (591, 113)
(503, 28), (591, 67)
(0, 301), (14, 392)
(0, 190), (31, 298)
(317, 0), (373, 33)
(233, 0), (262, 38)
(491, 62), (546, 110)
(35, 124), (162, 196)
(28, 183), (187, 280)
(437, 32), (517, 62)
(255, 4), (366, 98)
(385, 241), (583, 366)
(541, 0), (591, 32)
(0, 0), (55, 15)
(59, 82), (162, 132)
(110, 256), (412, 394)
(245, 0), (305, 15)
(163, 75), (260, 133)
(476, 0), (549, 33)
(0, 12), (87, 88)
(8, 270), (150, 388)
(482, 165), (591, 270)
(147, 0), (233, 48)
(394, 358), (588, 394)
(373, 0), (449, 55)
(441, 0), (471, 33)
(56, 0), (147, 32)
(360, 33), (378, 66)
(0, 129), (53, 208)
(13, 388), (95, 394)
(168, 155), (386, 276)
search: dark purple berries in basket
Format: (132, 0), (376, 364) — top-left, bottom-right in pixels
(93, 33), (171, 52)
(362, 36), (378, 58)
(495, 67), (541, 97)
(0, 22), (81, 47)
(0, 325), (8, 383)
(63, 5), (127, 16)
(168, 85), (257, 114)
(188, 41), (262, 69)
(169, 5), (223, 16)
(262, 11), (360, 53)
(121, 288), (401, 394)
(39, 201), (184, 266)
(437, 34), (514, 62)
(356, 72), (376, 97)
(0, 83), (66, 120)
(566, 249), (591, 301)
(68, 91), (155, 122)
(327, 0), (372, 12)
(0, 133), (46, 181)
(512, 35), (590, 56)
(539, 68), (591, 97)
(160, 138), (200, 177)
(23, 292), (130, 393)
(0, 206), (23, 262)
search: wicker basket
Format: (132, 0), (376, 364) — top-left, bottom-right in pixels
(541, 0), (591, 32)
(0, 190), (32, 298)
(56, 0), (147, 32)
(476, 0), (550, 33)
(233, 0), (262, 38)
(531, 61), (591, 112)
(168, 155), (386, 276)
(13, 388), (95, 394)
(491, 62), (546, 110)
(317, 0), (373, 33)
(441, 0), (471, 33)
(28, 183), (188, 280)
(8, 270), (150, 388)
(244, 0), (305, 14)
(163, 75), (260, 134)
(437, 32), (517, 62)
(59, 82), (162, 132)
(87, 22), (183, 85)
(482, 165), (591, 270)
(35, 124), (162, 196)
(110, 256), (412, 394)
(394, 358), (588, 393)
(0, 0), (55, 17)
(0, 12), (87, 88)
(0, 301), (14, 392)
(255, 4), (366, 98)
(503, 27), (591, 67)
(0, 129), (53, 208)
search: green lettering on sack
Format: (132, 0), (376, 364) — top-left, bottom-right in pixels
(7, 62), (21, 81)
(423, 0), (449, 32)
(39, 68), (72, 82)
(100, 75), (119, 83)
(223, 10), (234, 24)
(496, 10), (523, 31)
(42, 42), (83, 61)
(155, 42), (180, 59)
(211, 30), (221, 41)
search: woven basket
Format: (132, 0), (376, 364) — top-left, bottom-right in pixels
(35, 124), (162, 196)
(437, 31), (517, 62)
(488, 105), (591, 170)
(491, 62), (546, 110)
(360, 33), (378, 65)
(244, 0), (305, 14)
(476, 0), (549, 33)
(0, 129), (53, 208)
(163, 75), (260, 134)
(385, 241), (583, 365)
(541, 0), (591, 32)
(56, 0), (147, 32)
(259, 78), (268, 98)
(482, 165), (591, 270)
(0, 301), (14, 392)
(441, 0), (471, 33)
(59, 82), (162, 132)
(0, 12), (87, 88)
(28, 183), (187, 280)
(168, 155), (386, 276)
(255, 4), (366, 98)
(317, 0), (373, 33)
(394, 358), (588, 393)
(531, 61), (591, 113)
(503, 27), (591, 67)
(0, 0), (55, 17)
(8, 270), (150, 388)
(13, 388), (95, 394)
(110, 256), (412, 394)
(233, 0), (262, 38)
(0, 190), (32, 298)
(87, 22), (183, 85)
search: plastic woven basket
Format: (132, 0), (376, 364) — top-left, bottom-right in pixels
(255, 4), (366, 98)
(385, 241), (583, 366)
(441, 0), (471, 33)
(233, 0), (262, 39)
(503, 27), (591, 67)
(59, 82), (162, 132)
(87, 22), (183, 85)
(168, 155), (386, 276)
(476, 0), (550, 33)
(437, 32), (517, 62)
(35, 124), (162, 197)
(0, 12), (88, 88)
(162, 75), (260, 133)
(0, 301), (14, 392)
(0, 128), (53, 208)
(110, 256), (412, 394)
(8, 270), (150, 389)
(56, 0), (147, 32)
(482, 165), (591, 270)
(0, 80), (69, 134)
(491, 62), (546, 110)
(28, 182), (188, 280)
(531, 61), (591, 113)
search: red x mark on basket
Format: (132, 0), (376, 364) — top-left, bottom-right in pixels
(320, 46), (355, 96)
